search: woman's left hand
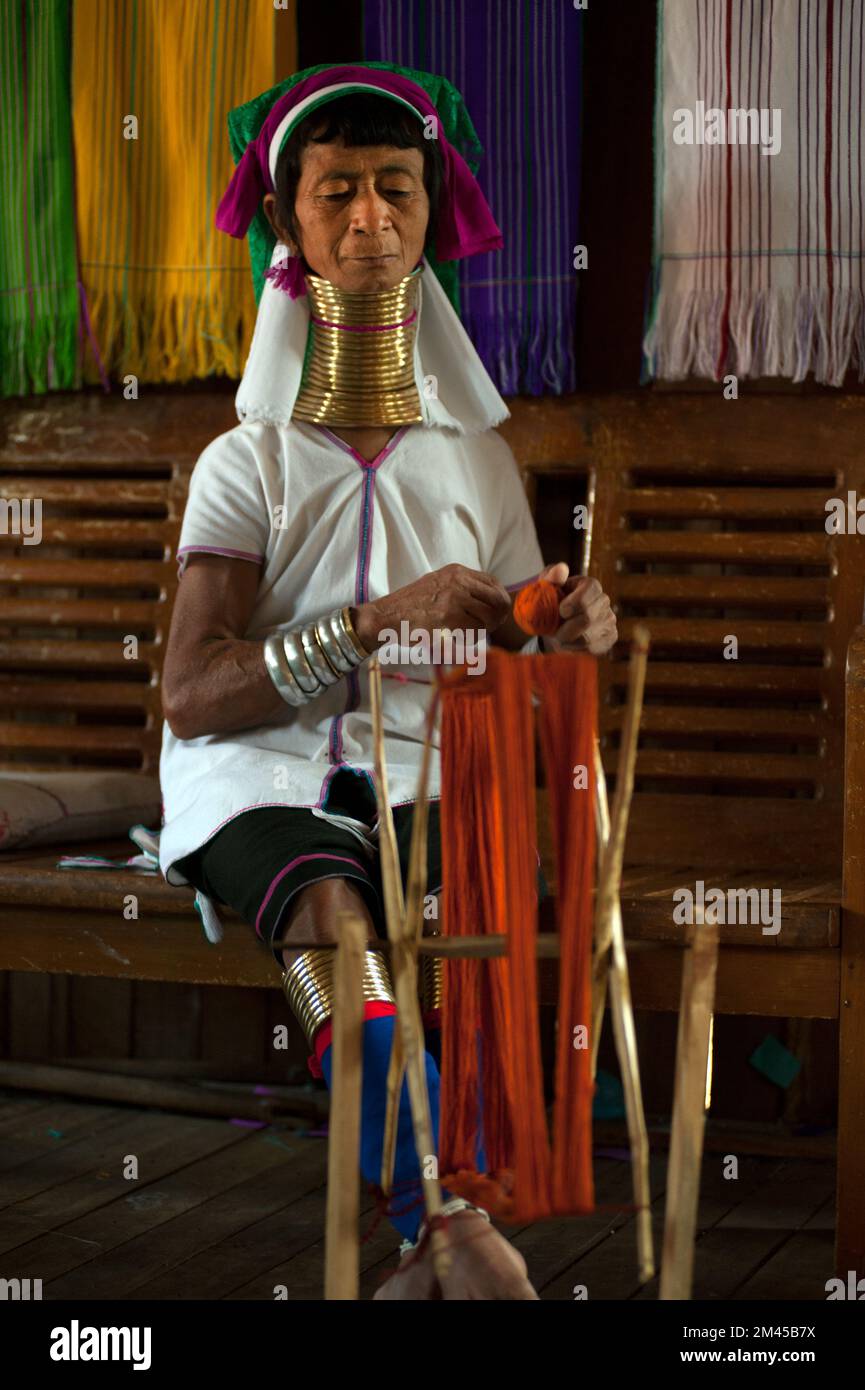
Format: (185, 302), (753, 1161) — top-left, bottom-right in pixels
(539, 562), (617, 656)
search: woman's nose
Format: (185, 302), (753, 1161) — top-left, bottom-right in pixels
(348, 187), (393, 233)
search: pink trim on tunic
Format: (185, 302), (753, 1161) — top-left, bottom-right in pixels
(255, 851), (367, 933)
(177, 545), (265, 579)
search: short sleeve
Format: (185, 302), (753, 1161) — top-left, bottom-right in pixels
(483, 435), (545, 594)
(176, 427), (271, 579)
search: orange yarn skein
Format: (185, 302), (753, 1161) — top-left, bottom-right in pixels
(436, 646), (597, 1223)
(513, 579), (564, 636)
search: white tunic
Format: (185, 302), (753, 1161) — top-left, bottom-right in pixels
(158, 417), (544, 883)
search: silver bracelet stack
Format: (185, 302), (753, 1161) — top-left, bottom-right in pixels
(263, 606), (371, 707)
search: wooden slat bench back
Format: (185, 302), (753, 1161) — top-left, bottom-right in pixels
(0, 395), (236, 776)
(501, 393), (865, 876)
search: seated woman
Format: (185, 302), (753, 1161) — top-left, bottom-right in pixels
(158, 61), (616, 1301)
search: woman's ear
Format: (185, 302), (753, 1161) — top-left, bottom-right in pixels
(261, 192), (294, 247)
(261, 193), (279, 236)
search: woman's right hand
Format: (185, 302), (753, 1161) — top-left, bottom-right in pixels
(351, 563), (512, 654)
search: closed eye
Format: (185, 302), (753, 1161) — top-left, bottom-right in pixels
(319, 189), (413, 201)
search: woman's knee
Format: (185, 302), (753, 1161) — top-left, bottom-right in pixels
(280, 877), (377, 966)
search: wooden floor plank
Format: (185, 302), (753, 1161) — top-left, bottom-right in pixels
(0, 1105), (218, 1206)
(226, 1184), (402, 1301)
(732, 1230), (835, 1300)
(2, 1112), (254, 1234)
(354, 1155), (669, 1300)
(0, 1098), (131, 1176)
(0, 1114), (249, 1276)
(137, 1165), (389, 1302)
(0, 1109), (147, 1202)
(722, 1162), (836, 1301)
(45, 1127), (321, 1299)
(0, 1092), (57, 1127)
(801, 1194), (835, 1231)
(632, 1155), (788, 1300)
(714, 1158), (835, 1232)
(505, 1156), (666, 1295)
(539, 1150), (686, 1301)
(686, 1228), (796, 1301)
(99, 1136), (341, 1300)
(546, 1154), (790, 1302)
(0, 1093), (842, 1300)
(542, 1208), (667, 1300)
(202, 1152), (656, 1300)
(669, 1159), (833, 1301)
(681, 1153), (787, 1228)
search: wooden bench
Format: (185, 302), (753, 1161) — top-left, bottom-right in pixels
(1, 390), (863, 1275)
(0, 393), (280, 987)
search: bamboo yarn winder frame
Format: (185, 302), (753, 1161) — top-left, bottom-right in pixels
(322, 629), (720, 1299)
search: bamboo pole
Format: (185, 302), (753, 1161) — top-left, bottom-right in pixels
(589, 626), (654, 1283)
(324, 911), (367, 1300)
(378, 689), (438, 1196)
(591, 626), (650, 1053)
(590, 748), (620, 1076)
(369, 659), (409, 1196)
(607, 888), (655, 1284)
(658, 910), (720, 1300)
(369, 658), (450, 1284)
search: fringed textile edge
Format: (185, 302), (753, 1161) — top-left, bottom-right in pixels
(643, 286), (865, 386)
(78, 283), (257, 385)
(0, 298), (81, 398)
(460, 297), (578, 398)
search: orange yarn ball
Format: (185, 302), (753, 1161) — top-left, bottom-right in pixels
(513, 579), (563, 636)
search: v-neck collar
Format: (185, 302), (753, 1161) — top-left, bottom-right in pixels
(315, 424), (411, 471)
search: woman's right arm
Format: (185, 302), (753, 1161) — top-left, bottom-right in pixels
(162, 555), (512, 741)
(162, 554), (287, 740)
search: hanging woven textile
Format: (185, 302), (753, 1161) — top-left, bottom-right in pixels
(436, 645), (598, 1223)
(71, 0), (277, 385)
(364, 0), (583, 396)
(1, 0), (81, 398)
(644, 0), (865, 386)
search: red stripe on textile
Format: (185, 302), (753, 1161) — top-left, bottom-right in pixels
(825, 0), (835, 379)
(716, 0), (735, 381)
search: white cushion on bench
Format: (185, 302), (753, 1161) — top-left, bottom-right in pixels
(0, 771), (161, 851)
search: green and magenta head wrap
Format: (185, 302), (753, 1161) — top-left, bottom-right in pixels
(215, 61), (503, 307)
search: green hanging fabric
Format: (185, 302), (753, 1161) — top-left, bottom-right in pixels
(0, 0), (81, 398)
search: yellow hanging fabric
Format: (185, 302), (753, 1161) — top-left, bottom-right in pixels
(72, 0), (279, 384)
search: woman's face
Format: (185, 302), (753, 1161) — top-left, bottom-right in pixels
(263, 134), (430, 292)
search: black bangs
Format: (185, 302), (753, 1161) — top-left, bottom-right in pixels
(274, 92), (442, 251)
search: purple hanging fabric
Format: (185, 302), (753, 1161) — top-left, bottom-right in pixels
(364, 0), (583, 396)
